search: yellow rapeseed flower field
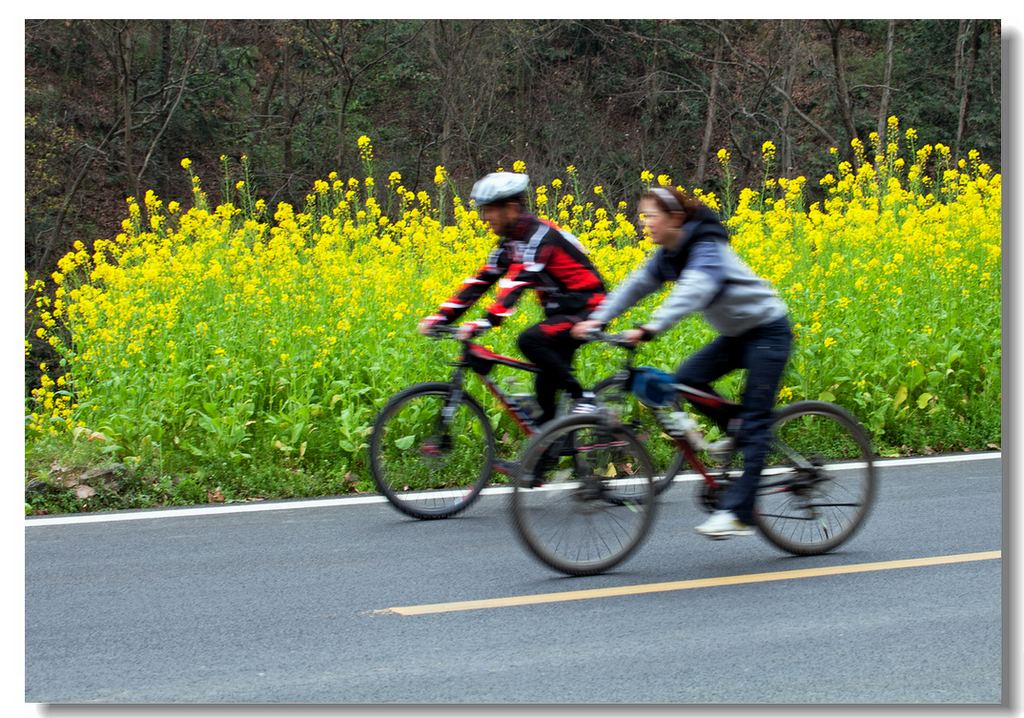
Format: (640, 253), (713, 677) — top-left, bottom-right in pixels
(26, 119), (1001, 505)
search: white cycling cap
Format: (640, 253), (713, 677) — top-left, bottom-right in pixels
(469, 172), (530, 205)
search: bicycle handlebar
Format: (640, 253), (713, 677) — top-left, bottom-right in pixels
(585, 329), (637, 349)
(428, 324), (463, 338)
(427, 323), (635, 351)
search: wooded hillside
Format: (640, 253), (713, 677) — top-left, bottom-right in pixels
(25, 19), (1001, 278)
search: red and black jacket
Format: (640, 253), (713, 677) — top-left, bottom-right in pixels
(427, 214), (606, 331)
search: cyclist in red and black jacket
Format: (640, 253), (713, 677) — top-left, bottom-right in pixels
(419, 172), (606, 425)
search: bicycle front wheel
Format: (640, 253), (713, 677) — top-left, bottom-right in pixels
(756, 401), (876, 555)
(593, 374), (684, 497)
(510, 414), (657, 576)
(369, 382), (495, 519)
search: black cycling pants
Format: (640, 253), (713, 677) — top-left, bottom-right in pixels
(517, 315), (587, 425)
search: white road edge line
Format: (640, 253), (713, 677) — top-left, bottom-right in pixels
(25, 451), (1002, 527)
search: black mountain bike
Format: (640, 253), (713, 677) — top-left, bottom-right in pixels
(510, 331), (877, 576)
(368, 325), (637, 519)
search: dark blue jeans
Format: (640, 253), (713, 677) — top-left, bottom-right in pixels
(674, 316), (793, 525)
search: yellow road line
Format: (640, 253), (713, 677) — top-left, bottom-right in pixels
(377, 550), (1001, 616)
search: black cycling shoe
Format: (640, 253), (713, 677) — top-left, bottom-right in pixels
(493, 459), (521, 478)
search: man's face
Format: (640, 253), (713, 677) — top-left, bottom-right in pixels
(480, 202), (519, 237)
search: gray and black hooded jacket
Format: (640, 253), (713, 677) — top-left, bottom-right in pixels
(590, 207), (787, 337)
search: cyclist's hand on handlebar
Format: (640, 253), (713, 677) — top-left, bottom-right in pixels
(456, 320), (488, 341)
(571, 319), (602, 341)
(619, 329), (646, 346)
(418, 316), (444, 336)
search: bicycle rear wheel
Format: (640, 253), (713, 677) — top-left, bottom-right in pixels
(369, 382), (494, 519)
(510, 414), (657, 576)
(756, 401), (876, 555)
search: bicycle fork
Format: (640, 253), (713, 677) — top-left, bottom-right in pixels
(420, 371), (466, 458)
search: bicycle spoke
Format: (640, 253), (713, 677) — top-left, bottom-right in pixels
(511, 416), (656, 575)
(593, 374), (682, 495)
(370, 384), (494, 519)
(755, 402), (875, 555)
(769, 436), (817, 471)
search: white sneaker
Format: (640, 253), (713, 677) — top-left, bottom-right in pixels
(695, 510), (754, 539)
(571, 392), (598, 414)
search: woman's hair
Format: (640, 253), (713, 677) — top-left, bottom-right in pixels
(640, 186), (706, 219)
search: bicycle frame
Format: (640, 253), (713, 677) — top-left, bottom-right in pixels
(458, 343), (542, 436)
(596, 335), (822, 499)
(669, 382), (739, 485)
(591, 332), (737, 490)
(432, 326), (543, 438)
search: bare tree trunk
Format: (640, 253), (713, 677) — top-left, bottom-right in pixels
(302, 20), (425, 174)
(955, 20), (981, 158)
(954, 20), (966, 95)
(281, 41), (293, 176)
(297, 20), (353, 172)
(327, 21), (355, 172)
(708, 20), (838, 148)
(779, 21), (800, 174)
(159, 21), (172, 92)
(825, 20), (858, 151)
(989, 21), (1000, 99)
(425, 20), (487, 171)
(158, 20), (173, 197)
(427, 20), (457, 170)
(39, 122), (122, 275)
(876, 19), (896, 147)
(116, 23), (140, 201)
(696, 28), (723, 186)
(136, 28), (202, 188)
(260, 63), (281, 133)
(640, 41), (661, 170)
(336, 83), (355, 172)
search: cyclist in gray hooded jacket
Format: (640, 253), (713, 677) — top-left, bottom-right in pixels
(573, 186), (793, 539)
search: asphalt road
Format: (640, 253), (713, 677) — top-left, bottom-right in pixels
(25, 453), (1004, 704)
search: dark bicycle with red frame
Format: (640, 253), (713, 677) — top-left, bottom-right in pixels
(510, 331), (877, 576)
(369, 325), (633, 519)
